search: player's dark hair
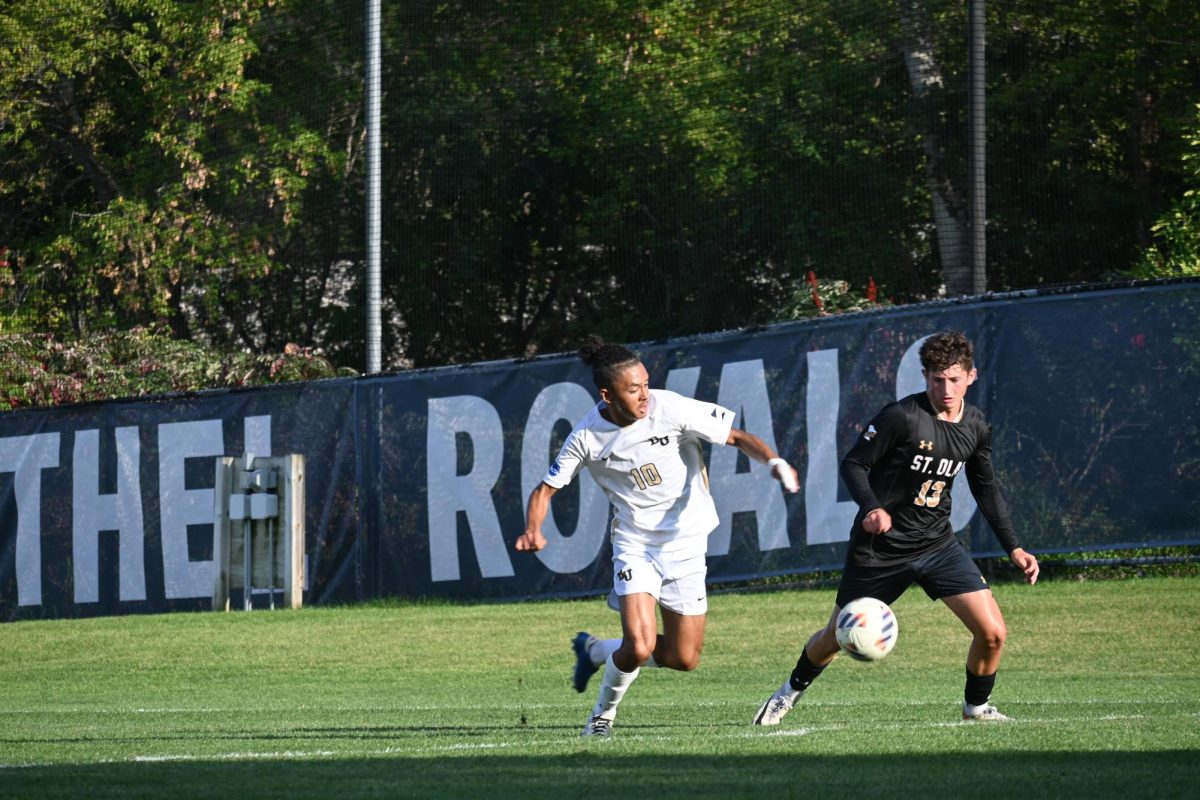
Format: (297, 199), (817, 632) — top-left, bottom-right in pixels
(578, 335), (641, 390)
(919, 330), (974, 373)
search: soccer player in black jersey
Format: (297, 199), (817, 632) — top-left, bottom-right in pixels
(753, 330), (1040, 725)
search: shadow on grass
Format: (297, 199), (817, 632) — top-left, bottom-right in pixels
(0, 751), (1195, 800)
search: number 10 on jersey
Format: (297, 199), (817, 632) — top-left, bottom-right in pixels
(630, 463), (663, 490)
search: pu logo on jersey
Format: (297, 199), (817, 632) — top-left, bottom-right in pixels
(617, 568), (633, 582)
(863, 424), (877, 441)
(648, 435), (670, 446)
(918, 440), (934, 450)
(548, 461), (561, 477)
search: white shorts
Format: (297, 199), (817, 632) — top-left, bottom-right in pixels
(606, 534), (708, 616)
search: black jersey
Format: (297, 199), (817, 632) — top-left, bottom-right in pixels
(839, 392), (1020, 565)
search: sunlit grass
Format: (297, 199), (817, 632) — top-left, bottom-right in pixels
(1, 577), (1197, 798)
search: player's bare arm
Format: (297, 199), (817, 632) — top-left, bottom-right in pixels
(725, 428), (799, 493)
(1008, 547), (1039, 585)
(515, 481), (557, 552)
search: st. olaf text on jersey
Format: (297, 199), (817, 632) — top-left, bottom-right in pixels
(909, 449), (966, 478)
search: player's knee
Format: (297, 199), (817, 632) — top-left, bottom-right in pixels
(625, 637), (657, 666)
(979, 621), (1007, 653)
(676, 647), (702, 672)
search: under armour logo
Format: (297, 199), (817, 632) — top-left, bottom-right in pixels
(919, 440), (934, 450)
(617, 568), (633, 582)
(648, 436), (670, 446)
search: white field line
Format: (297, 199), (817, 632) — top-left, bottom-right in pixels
(0, 703), (575, 715)
(0, 742), (524, 769)
(1, 710), (1197, 769)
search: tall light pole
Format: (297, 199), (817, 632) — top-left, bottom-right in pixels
(365, 0), (383, 373)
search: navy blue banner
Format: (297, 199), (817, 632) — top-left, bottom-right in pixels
(2, 281), (1198, 620)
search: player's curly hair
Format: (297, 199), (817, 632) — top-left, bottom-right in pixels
(919, 330), (974, 373)
(578, 335), (641, 390)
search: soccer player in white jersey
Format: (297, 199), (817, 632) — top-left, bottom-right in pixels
(515, 337), (800, 738)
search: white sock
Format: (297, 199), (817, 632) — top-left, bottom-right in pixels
(592, 654), (640, 720)
(589, 637), (657, 668)
(588, 637), (620, 666)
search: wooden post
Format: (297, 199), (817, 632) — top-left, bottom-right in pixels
(212, 457), (235, 611)
(279, 453), (306, 609)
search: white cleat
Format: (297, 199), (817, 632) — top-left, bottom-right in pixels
(752, 682), (802, 726)
(962, 701), (1011, 722)
(581, 714), (614, 738)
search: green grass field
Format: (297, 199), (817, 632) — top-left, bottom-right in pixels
(2, 577), (1198, 799)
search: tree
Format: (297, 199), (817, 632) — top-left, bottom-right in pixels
(1134, 104), (1200, 277)
(897, 0), (971, 295)
(3, 0), (1198, 371)
(986, 0), (1200, 289)
(0, 0), (356, 353)
(376, 0), (926, 366)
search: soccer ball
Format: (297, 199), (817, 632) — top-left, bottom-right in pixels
(835, 597), (898, 661)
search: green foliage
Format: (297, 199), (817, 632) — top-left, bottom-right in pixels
(1035, 545), (1200, 581)
(0, 326), (348, 410)
(0, 579), (1197, 797)
(3, 1), (1199, 367)
(987, 0), (1200, 289)
(1133, 104), (1200, 278)
(0, 0), (348, 351)
(775, 271), (891, 320)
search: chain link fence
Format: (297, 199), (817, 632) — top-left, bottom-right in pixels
(2, 1), (1197, 370)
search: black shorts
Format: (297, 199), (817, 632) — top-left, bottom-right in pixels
(835, 540), (989, 609)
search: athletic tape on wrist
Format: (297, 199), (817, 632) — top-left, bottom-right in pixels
(767, 457), (799, 491)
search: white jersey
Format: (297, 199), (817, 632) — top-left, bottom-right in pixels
(542, 389), (735, 550)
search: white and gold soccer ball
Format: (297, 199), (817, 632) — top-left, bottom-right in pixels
(835, 597), (898, 661)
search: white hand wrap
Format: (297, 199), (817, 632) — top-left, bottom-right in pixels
(768, 457), (799, 492)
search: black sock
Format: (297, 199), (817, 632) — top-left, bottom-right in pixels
(788, 648), (827, 693)
(964, 667), (997, 706)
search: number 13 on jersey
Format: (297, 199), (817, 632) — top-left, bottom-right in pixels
(915, 479), (946, 507)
